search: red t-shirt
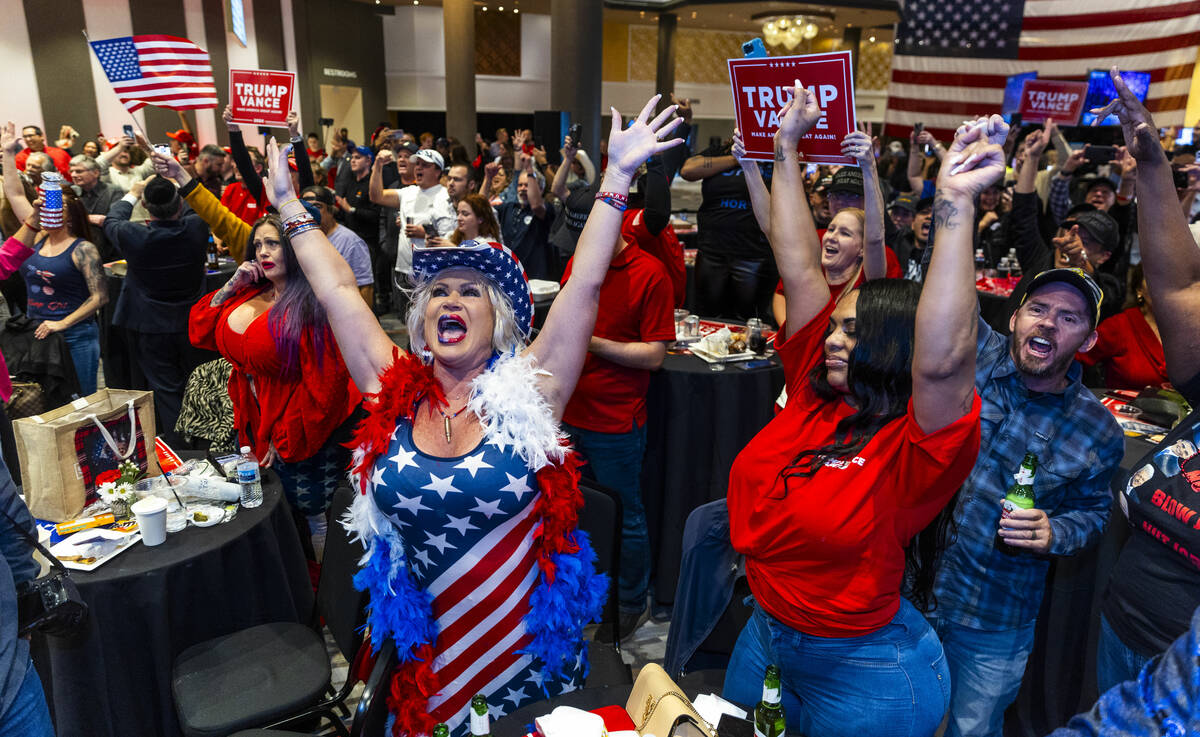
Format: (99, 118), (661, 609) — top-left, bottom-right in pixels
(727, 299), (982, 637)
(220, 181), (266, 226)
(561, 244), (676, 433)
(1076, 306), (1168, 390)
(621, 209), (686, 308)
(774, 248), (902, 299)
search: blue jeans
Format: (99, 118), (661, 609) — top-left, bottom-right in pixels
(724, 599), (951, 737)
(60, 319), (99, 396)
(928, 616), (1036, 737)
(1097, 613), (1153, 694)
(563, 421), (649, 614)
(0, 660), (55, 736)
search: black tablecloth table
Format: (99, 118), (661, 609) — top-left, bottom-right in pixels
(99, 265), (233, 390)
(642, 349), (785, 609)
(31, 471), (314, 737)
(1004, 434), (1153, 736)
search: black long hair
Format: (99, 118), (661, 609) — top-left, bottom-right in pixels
(779, 278), (956, 611)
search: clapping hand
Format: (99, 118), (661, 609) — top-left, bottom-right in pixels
(774, 81), (823, 147)
(604, 94), (684, 180)
(1089, 66), (1161, 163)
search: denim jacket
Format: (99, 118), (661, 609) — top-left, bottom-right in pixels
(932, 317), (1124, 630)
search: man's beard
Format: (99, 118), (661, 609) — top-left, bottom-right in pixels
(1010, 340), (1074, 379)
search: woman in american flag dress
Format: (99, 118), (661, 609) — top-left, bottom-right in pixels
(263, 96), (683, 736)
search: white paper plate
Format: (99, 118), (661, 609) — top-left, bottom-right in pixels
(689, 345), (761, 363)
(187, 505), (226, 527)
(50, 528), (142, 571)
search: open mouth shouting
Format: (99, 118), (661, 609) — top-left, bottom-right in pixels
(437, 314), (467, 344)
(1025, 334), (1054, 360)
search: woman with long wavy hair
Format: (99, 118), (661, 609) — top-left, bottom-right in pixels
(722, 87), (998, 736)
(181, 186), (360, 551)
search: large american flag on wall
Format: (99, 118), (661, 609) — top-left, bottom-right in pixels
(884, 0), (1200, 139)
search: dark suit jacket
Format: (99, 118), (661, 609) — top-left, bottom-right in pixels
(103, 198), (209, 334)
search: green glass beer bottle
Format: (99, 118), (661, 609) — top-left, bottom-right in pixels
(997, 452), (1037, 555)
(469, 694), (491, 736)
(754, 664), (786, 737)
(432, 723), (450, 737)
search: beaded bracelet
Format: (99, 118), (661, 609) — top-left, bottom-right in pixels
(282, 212), (318, 239)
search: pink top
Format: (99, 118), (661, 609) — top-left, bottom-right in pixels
(0, 237), (37, 402)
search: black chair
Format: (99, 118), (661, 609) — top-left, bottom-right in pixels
(577, 478), (633, 687)
(171, 485), (369, 737)
(230, 640), (398, 737)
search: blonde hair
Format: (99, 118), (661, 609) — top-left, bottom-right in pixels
(404, 268), (526, 358)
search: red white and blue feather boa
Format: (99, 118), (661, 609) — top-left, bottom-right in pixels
(343, 348), (607, 737)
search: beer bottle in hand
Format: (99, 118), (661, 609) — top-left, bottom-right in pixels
(432, 723), (450, 737)
(754, 664), (786, 737)
(469, 694), (491, 736)
(997, 452), (1037, 555)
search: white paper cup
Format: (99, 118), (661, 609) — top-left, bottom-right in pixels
(131, 496), (168, 546)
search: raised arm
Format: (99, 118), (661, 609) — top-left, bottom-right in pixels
(223, 105), (263, 201)
(527, 95), (682, 417)
(368, 151), (401, 208)
(1, 122), (33, 223)
(732, 128), (771, 235)
(1010, 122), (1055, 271)
(1097, 66), (1200, 388)
(264, 139), (394, 394)
(679, 149), (737, 181)
(770, 82), (831, 338)
(287, 112), (315, 191)
(842, 126), (886, 280)
(912, 116), (1005, 433)
(549, 135), (578, 201)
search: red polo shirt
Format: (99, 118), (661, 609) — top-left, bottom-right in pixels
(15, 145), (70, 174)
(727, 299), (982, 637)
(220, 181), (266, 226)
(561, 243), (676, 433)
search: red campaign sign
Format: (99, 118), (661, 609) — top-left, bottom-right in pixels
(1017, 79), (1090, 125)
(228, 68), (295, 127)
(728, 51), (857, 165)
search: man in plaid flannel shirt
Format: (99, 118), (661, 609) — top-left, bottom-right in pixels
(928, 268), (1125, 737)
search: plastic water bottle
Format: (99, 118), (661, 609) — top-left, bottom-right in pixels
(974, 248), (986, 279)
(39, 172), (64, 229)
(236, 445), (263, 509)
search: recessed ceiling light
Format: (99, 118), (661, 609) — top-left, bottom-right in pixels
(498, 4), (503, 9)
(513, 7), (518, 12)
(869, 35), (876, 42)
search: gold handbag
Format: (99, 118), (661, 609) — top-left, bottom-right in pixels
(625, 664), (717, 737)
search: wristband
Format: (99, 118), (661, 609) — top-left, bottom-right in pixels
(595, 194), (627, 212)
(22, 219), (38, 229)
(276, 197), (301, 211)
(595, 191), (628, 205)
(282, 211), (318, 239)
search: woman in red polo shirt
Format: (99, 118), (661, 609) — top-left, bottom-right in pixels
(723, 91), (999, 736)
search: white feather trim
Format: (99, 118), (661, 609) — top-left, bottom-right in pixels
(468, 352), (567, 471)
(342, 482), (391, 547)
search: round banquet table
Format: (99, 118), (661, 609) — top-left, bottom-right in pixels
(30, 471), (314, 737)
(641, 346), (785, 609)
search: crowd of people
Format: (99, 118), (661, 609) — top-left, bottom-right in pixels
(2, 62), (1200, 736)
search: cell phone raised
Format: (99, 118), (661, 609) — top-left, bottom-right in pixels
(1084, 145), (1118, 164)
(123, 124), (134, 138)
(742, 38), (767, 58)
(567, 122), (583, 146)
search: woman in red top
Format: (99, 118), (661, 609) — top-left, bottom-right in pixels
(723, 89), (999, 737)
(1077, 264), (1168, 389)
(189, 208), (362, 542)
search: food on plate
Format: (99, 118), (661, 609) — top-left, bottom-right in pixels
(192, 511), (209, 522)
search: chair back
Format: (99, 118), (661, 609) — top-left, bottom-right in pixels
(350, 640), (398, 737)
(316, 484), (369, 661)
(577, 479), (622, 643)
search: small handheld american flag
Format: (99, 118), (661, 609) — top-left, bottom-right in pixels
(89, 34), (218, 112)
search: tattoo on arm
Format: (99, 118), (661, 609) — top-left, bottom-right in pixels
(703, 156), (712, 169)
(932, 190), (960, 231)
(210, 279), (240, 307)
(773, 144), (787, 162)
(74, 242), (105, 299)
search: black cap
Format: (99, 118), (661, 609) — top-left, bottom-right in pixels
(395, 141), (419, 155)
(915, 196), (935, 213)
(1062, 209), (1119, 255)
(1077, 174), (1117, 194)
(890, 192), (917, 212)
(1021, 267), (1104, 326)
(829, 167), (864, 195)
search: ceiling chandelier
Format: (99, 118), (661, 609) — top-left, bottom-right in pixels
(759, 13), (832, 51)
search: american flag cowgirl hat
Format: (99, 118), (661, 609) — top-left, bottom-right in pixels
(411, 239), (535, 336)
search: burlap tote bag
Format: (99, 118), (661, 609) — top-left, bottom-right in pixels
(14, 388), (159, 521)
